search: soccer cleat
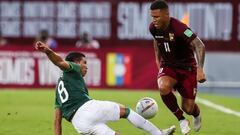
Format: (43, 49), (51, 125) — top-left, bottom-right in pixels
(193, 114), (201, 132)
(179, 119), (190, 135)
(162, 125), (176, 135)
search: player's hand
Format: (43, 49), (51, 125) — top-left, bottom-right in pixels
(197, 67), (206, 83)
(35, 41), (50, 53)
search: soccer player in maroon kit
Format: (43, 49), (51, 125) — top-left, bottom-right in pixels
(149, 0), (206, 135)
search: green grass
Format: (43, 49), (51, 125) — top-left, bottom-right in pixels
(0, 89), (240, 135)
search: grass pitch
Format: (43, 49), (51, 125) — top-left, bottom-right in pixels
(0, 89), (240, 135)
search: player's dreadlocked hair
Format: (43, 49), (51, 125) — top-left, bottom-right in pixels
(150, 0), (168, 10)
(65, 52), (85, 62)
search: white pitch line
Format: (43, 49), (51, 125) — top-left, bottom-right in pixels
(196, 97), (240, 117)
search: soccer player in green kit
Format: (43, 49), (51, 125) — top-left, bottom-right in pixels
(35, 41), (176, 135)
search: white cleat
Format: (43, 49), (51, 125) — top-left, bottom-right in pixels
(162, 125), (176, 135)
(193, 115), (201, 132)
(179, 119), (190, 135)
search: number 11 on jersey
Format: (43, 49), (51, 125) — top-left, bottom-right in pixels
(164, 42), (171, 52)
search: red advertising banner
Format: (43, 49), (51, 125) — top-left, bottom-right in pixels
(0, 45), (158, 89)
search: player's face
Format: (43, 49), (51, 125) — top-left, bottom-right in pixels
(79, 57), (88, 77)
(150, 9), (168, 29)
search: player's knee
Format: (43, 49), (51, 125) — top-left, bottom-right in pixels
(115, 132), (121, 135)
(157, 77), (176, 95)
(158, 83), (172, 95)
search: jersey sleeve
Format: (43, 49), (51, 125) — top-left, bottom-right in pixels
(63, 61), (81, 74)
(182, 28), (197, 43)
(174, 19), (197, 44)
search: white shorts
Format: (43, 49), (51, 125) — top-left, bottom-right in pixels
(71, 100), (120, 135)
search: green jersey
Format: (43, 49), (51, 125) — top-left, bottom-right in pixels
(55, 61), (91, 121)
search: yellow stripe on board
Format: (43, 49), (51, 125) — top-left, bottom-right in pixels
(106, 53), (116, 86)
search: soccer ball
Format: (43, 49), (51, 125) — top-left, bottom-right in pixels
(136, 97), (158, 119)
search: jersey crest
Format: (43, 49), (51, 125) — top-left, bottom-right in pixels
(169, 33), (175, 41)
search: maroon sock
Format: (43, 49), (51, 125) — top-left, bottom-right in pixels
(161, 92), (185, 121)
(192, 104), (200, 117)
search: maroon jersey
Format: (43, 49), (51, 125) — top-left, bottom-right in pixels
(149, 17), (197, 69)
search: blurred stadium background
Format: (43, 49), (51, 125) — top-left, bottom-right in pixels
(0, 0), (240, 135)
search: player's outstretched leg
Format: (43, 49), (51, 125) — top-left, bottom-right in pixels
(121, 107), (175, 135)
(124, 108), (162, 135)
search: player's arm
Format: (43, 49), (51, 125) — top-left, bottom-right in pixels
(35, 41), (70, 71)
(153, 39), (161, 69)
(191, 37), (205, 68)
(54, 108), (62, 135)
(190, 37), (206, 83)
